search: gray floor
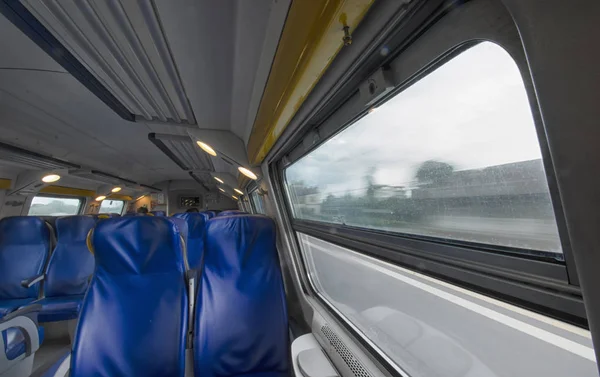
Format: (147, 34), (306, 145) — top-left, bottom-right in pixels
(30, 339), (70, 377)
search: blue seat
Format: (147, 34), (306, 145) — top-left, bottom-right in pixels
(33, 216), (96, 322)
(172, 213), (209, 269)
(0, 217), (51, 318)
(49, 217), (189, 376)
(194, 215), (289, 377)
(151, 210), (166, 217)
(217, 210), (248, 217)
(202, 211), (216, 219)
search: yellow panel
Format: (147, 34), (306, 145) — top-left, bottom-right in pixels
(41, 185), (96, 197)
(247, 0), (374, 164)
(0, 179), (11, 190)
(107, 194), (132, 201)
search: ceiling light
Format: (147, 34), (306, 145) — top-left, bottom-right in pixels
(218, 188), (225, 193)
(234, 188), (243, 195)
(111, 187), (122, 193)
(232, 196), (238, 200)
(368, 107), (378, 114)
(214, 176), (224, 184)
(196, 141), (217, 156)
(238, 167), (258, 180)
(137, 195), (146, 201)
(95, 195), (106, 201)
(42, 174), (61, 183)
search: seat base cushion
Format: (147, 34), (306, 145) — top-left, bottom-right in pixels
(34, 296), (84, 322)
(0, 298), (36, 319)
(3, 326), (45, 360)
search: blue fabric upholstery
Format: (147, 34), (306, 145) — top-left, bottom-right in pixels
(0, 217), (51, 316)
(46, 216), (95, 297)
(217, 210), (248, 217)
(3, 326), (44, 360)
(0, 298), (36, 319)
(194, 215), (289, 377)
(36, 216), (95, 322)
(70, 217), (188, 377)
(202, 211), (216, 219)
(151, 211), (166, 216)
(35, 296), (83, 322)
(172, 213), (208, 269)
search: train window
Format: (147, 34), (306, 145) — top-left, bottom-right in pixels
(98, 199), (125, 214)
(28, 195), (83, 216)
(297, 233), (597, 377)
(285, 42), (561, 254)
(250, 190), (266, 214)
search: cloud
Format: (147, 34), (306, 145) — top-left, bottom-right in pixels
(286, 42), (546, 199)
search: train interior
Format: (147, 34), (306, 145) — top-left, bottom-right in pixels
(0, 0), (599, 377)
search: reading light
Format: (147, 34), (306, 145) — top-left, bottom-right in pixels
(238, 167), (258, 180)
(234, 188), (243, 195)
(111, 187), (122, 193)
(196, 141), (217, 156)
(95, 195), (106, 201)
(42, 174), (61, 183)
(232, 195), (238, 200)
(218, 188), (225, 193)
(214, 177), (224, 184)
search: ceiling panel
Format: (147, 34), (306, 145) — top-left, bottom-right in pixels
(22, 0), (195, 124)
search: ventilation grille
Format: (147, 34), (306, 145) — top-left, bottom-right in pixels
(321, 325), (372, 377)
(0, 141), (80, 170)
(22, 0), (195, 124)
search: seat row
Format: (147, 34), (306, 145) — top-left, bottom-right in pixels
(0, 216), (96, 322)
(39, 214), (288, 377)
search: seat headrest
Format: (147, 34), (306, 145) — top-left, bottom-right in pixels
(92, 217), (186, 275)
(55, 216), (96, 242)
(0, 216), (50, 245)
(172, 213), (209, 237)
(217, 210), (248, 217)
(151, 211), (166, 217)
(202, 211), (216, 219)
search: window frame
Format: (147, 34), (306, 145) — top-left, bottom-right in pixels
(98, 199), (125, 215)
(28, 193), (85, 216)
(271, 0), (585, 329)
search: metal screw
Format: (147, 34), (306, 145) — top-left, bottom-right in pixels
(343, 25), (352, 46)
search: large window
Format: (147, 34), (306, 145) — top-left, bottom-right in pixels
(285, 42), (561, 255)
(298, 233), (597, 377)
(28, 195), (82, 216)
(98, 200), (125, 214)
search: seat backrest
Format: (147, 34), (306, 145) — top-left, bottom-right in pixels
(70, 217), (188, 377)
(45, 216), (96, 297)
(172, 213), (209, 269)
(0, 217), (51, 300)
(151, 210), (166, 217)
(217, 210), (247, 217)
(202, 211), (216, 219)
(194, 215), (289, 377)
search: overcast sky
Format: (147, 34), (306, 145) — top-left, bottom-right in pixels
(287, 42), (546, 197)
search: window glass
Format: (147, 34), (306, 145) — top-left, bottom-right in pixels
(285, 42), (561, 254)
(28, 196), (82, 216)
(250, 191), (266, 214)
(297, 233), (597, 377)
(98, 200), (124, 214)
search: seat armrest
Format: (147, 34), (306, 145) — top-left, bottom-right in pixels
(21, 274), (45, 288)
(0, 304), (41, 323)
